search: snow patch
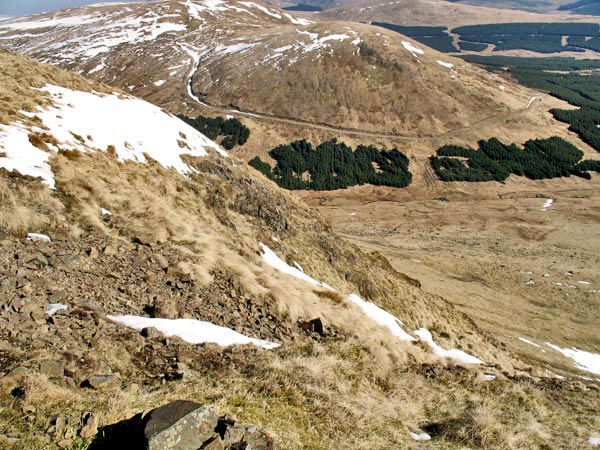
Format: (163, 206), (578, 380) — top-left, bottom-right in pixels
(437, 60), (453, 69)
(410, 432), (431, 441)
(239, 1), (282, 19)
(34, 84), (226, 174)
(259, 243), (322, 287)
(214, 42), (259, 55)
(545, 342), (600, 375)
(519, 337), (541, 348)
(402, 41), (424, 59)
(541, 198), (554, 211)
(283, 13), (312, 25)
(100, 208), (112, 216)
(88, 62), (105, 74)
(153, 80), (166, 87)
(27, 233), (51, 243)
(107, 315), (280, 349)
(347, 294), (415, 341)
(589, 437), (600, 447)
(47, 303), (68, 316)
(415, 328), (483, 365)
(0, 124), (55, 188)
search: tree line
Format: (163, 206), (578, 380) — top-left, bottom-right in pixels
(177, 114), (250, 150)
(249, 139), (412, 190)
(430, 137), (600, 182)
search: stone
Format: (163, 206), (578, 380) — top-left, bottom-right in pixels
(88, 247), (99, 259)
(154, 254), (169, 270)
(202, 438), (225, 450)
(103, 245), (118, 256)
(297, 317), (325, 336)
(123, 383), (140, 394)
(152, 295), (178, 319)
(40, 360), (64, 378)
(144, 400), (219, 450)
(80, 412), (98, 439)
(4, 366), (29, 381)
(83, 374), (116, 389)
(141, 327), (164, 340)
(222, 422), (275, 450)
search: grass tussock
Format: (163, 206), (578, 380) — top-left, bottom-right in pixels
(313, 289), (345, 305)
(0, 174), (63, 235)
(2, 337), (597, 450)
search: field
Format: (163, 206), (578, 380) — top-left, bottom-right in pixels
(306, 188), (600, 383)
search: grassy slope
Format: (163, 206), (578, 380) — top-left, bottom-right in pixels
(1, 49), (599, 450)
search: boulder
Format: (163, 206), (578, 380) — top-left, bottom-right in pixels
(144, 401), (219, 450)
(80, 412), (99, 439)
(88, 401), (276, 450)
(40, 360), (64, 378)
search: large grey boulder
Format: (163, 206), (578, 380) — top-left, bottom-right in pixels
(88, 400), (275, 450)
(144, 401), (219, 450)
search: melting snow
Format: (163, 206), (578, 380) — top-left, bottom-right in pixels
(578, 281), (592, 285)
(295, 30), (349, 53)
(153, 80), (166, 87)
(541, 198), (554, 211)
(347, 294), (415, 341)
(499, 85), (506, 91)
(410, 432), (431, 441)
(47, 303), (68, 316)
(36, 84), (225, 172)
(589, 437), (600, 446)
(0, 13), (186, 61)
(107, 315), (280, 349)
(2, 83), (226, 186)
(519, 337), (541, 348)
(239, 1), (282, 19)
(415, 328), (483, 365)
(259, 244), (414, 341)
(259, 243), (322, 287)
(214, 42), (259, 55)
(27, 233), (51, 243)
(0, 124), (55, 188)
(283, 13), (312, 26)
(100, 208), (112, 216)
(545, 342), (600, 375)
(437, 60), (453, 69)
(88, 62), (105, 74)
(0, 14), (102, 30)
(402, 41), (424, 59)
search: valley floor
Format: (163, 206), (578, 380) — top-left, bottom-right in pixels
(311, 185), (600, 380)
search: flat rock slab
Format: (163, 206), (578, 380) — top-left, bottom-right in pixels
(145, 400), (219, 450)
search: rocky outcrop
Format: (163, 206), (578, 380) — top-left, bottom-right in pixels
(89, 400), (275, 450)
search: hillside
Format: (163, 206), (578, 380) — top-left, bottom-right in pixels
(0, 0), (544, 136)
(2, 48), (600, 449)
(316, 0), (598, 27)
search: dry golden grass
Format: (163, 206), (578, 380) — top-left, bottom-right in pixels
(1, 48), (599, 450)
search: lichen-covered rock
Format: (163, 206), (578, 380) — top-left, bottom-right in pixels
(144, 401), (219, 450)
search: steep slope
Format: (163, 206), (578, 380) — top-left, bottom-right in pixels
(0, 0), (540, 136)
(2, 49), (600, 449)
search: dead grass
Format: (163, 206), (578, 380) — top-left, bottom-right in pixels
(3, 336), (597, 450)
(313, 289), (345, 304)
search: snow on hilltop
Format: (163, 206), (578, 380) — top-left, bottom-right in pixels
(0, 84), (226, 188)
